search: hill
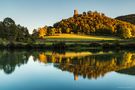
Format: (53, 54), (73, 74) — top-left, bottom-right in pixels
(116, 14), (135, 25)
(33, 10), (135, 39)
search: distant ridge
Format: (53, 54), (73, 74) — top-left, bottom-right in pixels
(116, 14), (135, 25)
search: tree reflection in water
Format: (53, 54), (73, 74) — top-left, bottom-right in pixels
(0, 50), (30, 74)
(36, 51), (135, 80)
(0, 50), (135, 81)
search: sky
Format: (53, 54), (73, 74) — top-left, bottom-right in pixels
(0, 0), (135, 33)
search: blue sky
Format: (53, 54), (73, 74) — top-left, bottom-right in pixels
(0, 0), (134, 33)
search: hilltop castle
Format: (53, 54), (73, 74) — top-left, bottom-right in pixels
(74, 9), (78, 16)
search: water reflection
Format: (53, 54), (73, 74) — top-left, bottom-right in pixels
(0, 50), (135, 80)
(0, 50), (29, 74)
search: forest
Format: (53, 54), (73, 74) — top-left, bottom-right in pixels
(32, 11), (135, 39)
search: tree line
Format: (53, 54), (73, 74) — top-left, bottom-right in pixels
(0, 17), (30, 43)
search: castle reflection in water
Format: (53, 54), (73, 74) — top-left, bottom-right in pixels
(0, 50), (135, 80)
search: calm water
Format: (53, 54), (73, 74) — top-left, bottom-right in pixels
(0, 50), (135, 90)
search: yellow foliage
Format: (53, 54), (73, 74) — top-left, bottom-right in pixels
(38, 53), (47, 63)
(38, 27), (47, 39)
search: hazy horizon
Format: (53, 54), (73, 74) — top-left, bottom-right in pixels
(0, 0), (135, 33)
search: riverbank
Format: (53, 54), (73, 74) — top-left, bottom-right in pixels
(0, 40), (135, 51)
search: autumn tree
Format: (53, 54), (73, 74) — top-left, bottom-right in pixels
(121, 27), (132, 39)
(38, 26), (47, 39)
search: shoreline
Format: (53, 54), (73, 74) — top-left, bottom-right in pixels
(0, 41), (135, 51)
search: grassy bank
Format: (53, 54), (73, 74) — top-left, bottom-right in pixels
(0, 34), (135, 50)
(45, 34), (120, 41)
(0, 41), (135, 51)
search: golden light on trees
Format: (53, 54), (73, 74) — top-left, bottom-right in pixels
(38, 53), (47, 63)
(38, 27), (47, 39)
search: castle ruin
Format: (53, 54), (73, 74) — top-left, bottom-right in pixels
(74, 9), (78, 16)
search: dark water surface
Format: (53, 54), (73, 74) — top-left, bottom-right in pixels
(0, 50), (135, 90)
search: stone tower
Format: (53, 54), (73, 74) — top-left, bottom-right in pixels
(74, 9), (78, 16)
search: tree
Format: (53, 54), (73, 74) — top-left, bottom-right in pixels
(117, 24), (132, 39)
(16, 26), (30, 42)
(50, 28), (56, 35)
(38, 27), (47, 39)
(122, 28), (132, 39)
(0, 22), (5, 38)
(3, 17), (15, 27)
(32, 29), (38, 39)
(66, 28), (71, 33)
